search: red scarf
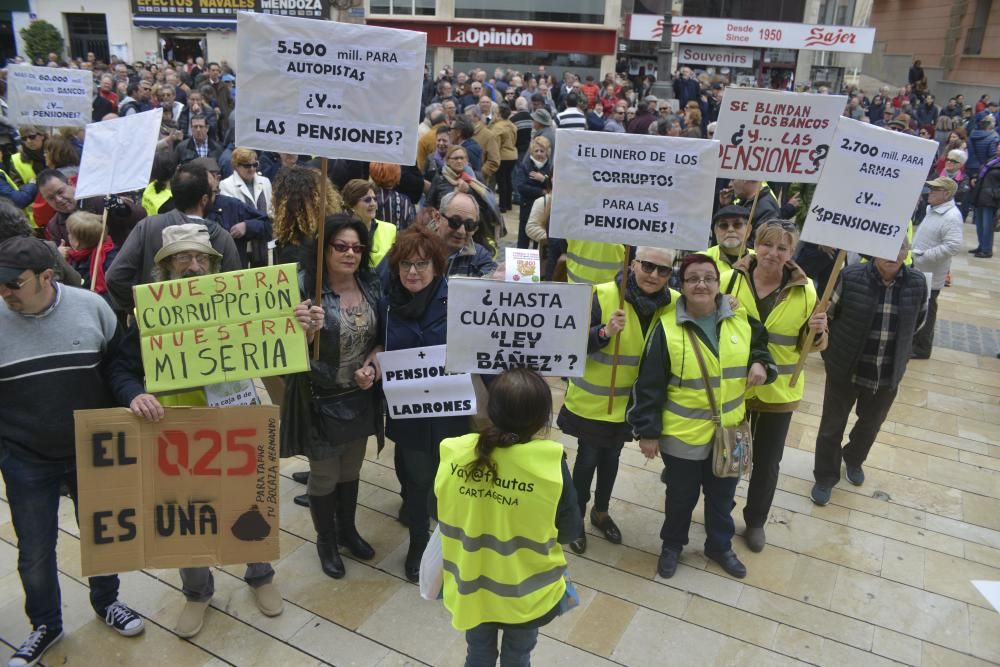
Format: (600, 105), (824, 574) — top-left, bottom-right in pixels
(67, 236), (114, 294)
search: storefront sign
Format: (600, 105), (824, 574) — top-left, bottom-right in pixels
(133, 263), (309, 393)
(801, 118), (938, 260)
(6, 65), (93, 127)
(446, 278), (591, 378)
(75, 406), (280, 577)
(550, 129), (719, 252)
(714, 88), (847, 182)
(628, 15), (875, 54)
(366, 19), (617, 55)
(235, 12), (426, 164)
(677, 44), (755, 68)
(130, 0), (331, 21)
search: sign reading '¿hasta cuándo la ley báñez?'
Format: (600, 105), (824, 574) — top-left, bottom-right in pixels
(133, 264), (309, 393)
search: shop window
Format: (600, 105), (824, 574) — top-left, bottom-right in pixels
(371, 0), (435, 15)
(454, 0), (605, 25)
(964, 0), (992, 55)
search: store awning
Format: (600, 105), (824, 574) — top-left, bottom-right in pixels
(132, 16), (236, 31)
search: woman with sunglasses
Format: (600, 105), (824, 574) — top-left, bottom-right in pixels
(219, 147), (274, 267)
(720, 221), (827, 553)
(377, 225), (469, 582)
(287, 214), (384, 579)
(558, 247), (678, 555)
(629, 254), (775, 580)
(342, 178), (397, 269)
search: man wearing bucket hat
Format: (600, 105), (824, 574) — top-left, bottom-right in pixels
(110, 223), (287, 639)
(530, 108), (556, 151)
(0, 236), (146, 667)
(911, 176), (963, 359)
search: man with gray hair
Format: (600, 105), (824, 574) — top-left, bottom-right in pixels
(559, 246), (678, 555)
(464, 105), (500, 180)
(435, 190), (497, 277)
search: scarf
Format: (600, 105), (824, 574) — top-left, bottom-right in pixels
(389, 275), (442, 321)
(67, 236), (114, 294)
(443, 165), (491, 202)
(979, 154), (1000, 180)
(530, 157), (546, 170)
(623, 270), (672, 319)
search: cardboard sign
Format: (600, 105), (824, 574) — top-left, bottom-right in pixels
(714, 88), (846, 182)
(504, 247), (540, 283)
(377, 345), (476, 419)
(75, 406), (280, 577)
(550, 129), (719, 252)
(446, 278), (591, 377)
(800, 118), (938, 260)
(235, 11), (427, 164)
(133, 264), (309, 393)
(75, 108), (163, 199)
(6, 64), (93, 127)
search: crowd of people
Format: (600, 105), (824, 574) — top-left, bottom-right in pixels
(0, 50), (990, 667)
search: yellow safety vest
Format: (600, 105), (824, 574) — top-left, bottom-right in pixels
(720, 266), (815, 406)
(860, 220), (914, 266)
(369, 219), (397, 268)
(10, 152), (35, 187)
(435, 433), (567, 631)
(698, 245), (755, 277)
(659, 309), (750, 447)
(564, 281), (677, 422)
(0, 168), (34, 228)
(142, 182), (173, 217)
(566, 241), (624, 285)
(157, 388), (207, 407)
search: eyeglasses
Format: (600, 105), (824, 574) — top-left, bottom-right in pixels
(171, 252), (213, 266)
(1, 276), (30, 290)
(446, 215), (478, 232)
(400, 259), (432, 273)
(238, 162), (259, 169)
(330, 241), (366, 254)
(716, 220), (746, 231)
(636, 260), (672, 277)
(360, 195), (377, 203)
(24, 134), (40, 141)
(683, 275), (719, 286)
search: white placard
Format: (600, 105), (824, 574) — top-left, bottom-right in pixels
(972, 581), (1000, 614)
(446, 278), (591, 377)
(7, 65), (93, 127)
(377, 345), (476, 419)
(714, 88), (846, 182)
(550, 129), (719, 252)
(75, 108), (163, 200)
(627, 15), (875, 53)
(800, 117), (939, 260)
(235, 12), (427, 164)
(504, 247), (540, 283)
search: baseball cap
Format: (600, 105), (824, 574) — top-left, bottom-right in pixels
(925, 176), (957, 196)
(0, 236), (54, 283)
(712, 205), (751, 223)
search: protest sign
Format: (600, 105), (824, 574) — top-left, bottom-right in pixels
(550, 130), (719, 252)
(75, 406), (280, 577)
(133, 263), (309, 392)
(504, 247), (541, 283)
(6, 65), (93, 127)
(800, 117), (938, 260)
(446, 278), (591, 377)
(377, 345), (476, 419)
(714, 88), (846, 182)
(75, 108), (163, 199)
(235, 11), (427, 165)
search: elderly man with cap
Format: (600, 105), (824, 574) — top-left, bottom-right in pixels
(106, 161), (242, 311)
(699, 205), (755, 275)
(530, 108), (556, 152)
(911, 176), (963, 359)
(0, 236), (145, 667)
(110, 223), (286, 639)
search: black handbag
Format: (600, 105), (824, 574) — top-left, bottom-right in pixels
(312, 388), (376, 444)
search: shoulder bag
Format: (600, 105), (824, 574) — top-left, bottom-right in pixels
(686, 327), (752, 479)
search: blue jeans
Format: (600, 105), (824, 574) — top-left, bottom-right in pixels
(0, 451), (120, 630)
(659, 453), (739, 554)
(974, 206), (996, 254)
(465, 623), (539, 667)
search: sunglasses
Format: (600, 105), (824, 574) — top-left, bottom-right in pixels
(24, 133), (40, 141)
(330, 241), (366, 254)
(716, 220), (746, 231)
(446, 215), (478, 232)
(764, 220), (797, 231)
(239, 162), (259, 169)
(637, 260), (672, 277)
(945, 158), (960, 163)
(2, 276), (30, 290)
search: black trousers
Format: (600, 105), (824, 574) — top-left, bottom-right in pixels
(743, 411), (793, 528)
(571, 437), (624, 517)
(911, 289), (939, 357)
(813, 374), (898, 487)
(497, 159), (516, 212)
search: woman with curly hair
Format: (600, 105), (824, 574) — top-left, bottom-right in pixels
(271, 165), (344, 267)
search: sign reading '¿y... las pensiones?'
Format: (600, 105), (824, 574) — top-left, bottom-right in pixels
(235, 11), (427, 164)
(6, 65), (93, 127)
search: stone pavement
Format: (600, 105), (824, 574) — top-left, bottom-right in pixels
(1, 226), (999, 666)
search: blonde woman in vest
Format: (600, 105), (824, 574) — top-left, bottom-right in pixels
(721, 221), (828, 552)
(558, 246), (678, 554)
(435, 368), (581, 666)
(342, 178), (397, 269)
(628, 253), (775, 580)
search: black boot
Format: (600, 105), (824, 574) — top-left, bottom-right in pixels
(308, 492), (345, 578)
(292, 471), (310, 484)
(405, 536), (427, 583)
(336, 480), (375, 560)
